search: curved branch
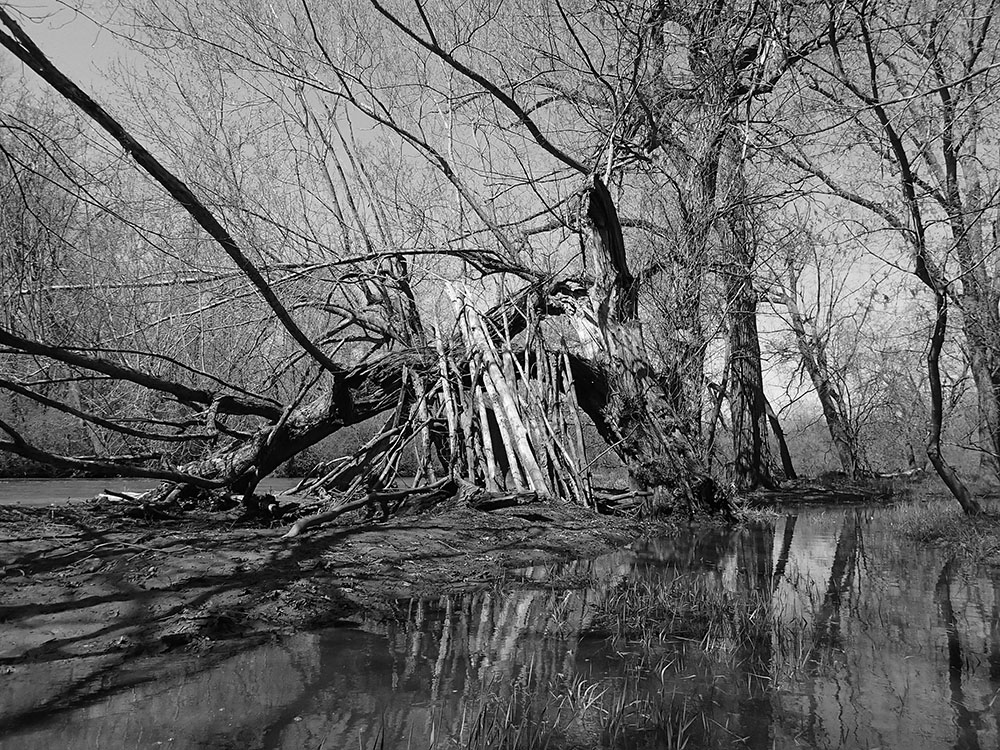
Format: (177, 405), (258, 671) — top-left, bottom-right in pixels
(368, 0), (589, 175)
(0, 378), (217, 442)
(0, 417), (224, 487)
(0, 327), (281, 420)
(0, 9), (342, 376)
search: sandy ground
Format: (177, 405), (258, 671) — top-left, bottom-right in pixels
(0, 498), (646, 662)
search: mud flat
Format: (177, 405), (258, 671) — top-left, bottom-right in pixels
(0, 499), (644, 660)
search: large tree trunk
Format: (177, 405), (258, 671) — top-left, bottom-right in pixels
(176, 351), (422, 493)
(726, 279), (775, 490)
(723, 175), (775, 491)
(569, 177), (721, 514)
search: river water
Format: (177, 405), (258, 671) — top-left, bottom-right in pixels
(2, 498), (999, 749)
(0, 477), (303, 506)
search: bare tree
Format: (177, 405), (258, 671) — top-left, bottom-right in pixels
(767, 0), (1000, 512)
(764, 224), (872, 478)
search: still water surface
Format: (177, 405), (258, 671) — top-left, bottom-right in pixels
(2, 500), (999, 749)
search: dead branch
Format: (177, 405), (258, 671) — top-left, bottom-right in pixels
(282, 477), (454, 538)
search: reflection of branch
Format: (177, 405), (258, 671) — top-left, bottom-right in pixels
(935, 559), (981, 746)
(770, 514), (797, 591)
(808, 510), (860, 662)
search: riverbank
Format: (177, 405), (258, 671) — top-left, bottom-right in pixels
(0, 498), (647, 661)
(6, 475), (1000, 662)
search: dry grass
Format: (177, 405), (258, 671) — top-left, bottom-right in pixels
(884, 493), (1000, 566)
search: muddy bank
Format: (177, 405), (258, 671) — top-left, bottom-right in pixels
(0, 499), (646, 663)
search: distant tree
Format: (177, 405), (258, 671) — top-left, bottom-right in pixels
(768, 0), (1000, 512)
(764, 224), (874, 478)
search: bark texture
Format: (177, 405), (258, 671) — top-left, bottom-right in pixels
(572, 177), (721, 515)
(723, 187), (775, 491)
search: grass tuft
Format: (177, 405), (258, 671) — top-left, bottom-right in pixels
(885, 497), (1000, 566)
(595, 574), (775, 653)
(454, 671), (701, 750)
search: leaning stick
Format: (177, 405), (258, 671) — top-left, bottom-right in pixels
(433, 323), (460, 473)
(475, 384), (500, 491)
(480, 362), (527, 492)
(562, 347), (588, 468)
(450, 290), (525, 491)
(469, 311), (548, 495)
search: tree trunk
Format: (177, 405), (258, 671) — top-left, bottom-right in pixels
(925, 294), (981, 514)
(723, 184), (775, 491)
(704, 359), (730, 472)
(763, 393), (797, 480)
(972, 355), (1000, 477)
(727, 288), (775, 490)
(177, 350), (424, 492)
(783, 284), (863, 478)
(570, 177), (722, 515)
(955, 271), (1000, 479)
(943, 111), (1000, 481)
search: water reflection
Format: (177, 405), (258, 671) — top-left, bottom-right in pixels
(3, 506), (1000, 748)
(769, 509), (1000, 749)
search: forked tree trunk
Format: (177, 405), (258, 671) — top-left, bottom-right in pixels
(783, 286), (863, 478)
(568, 176), (721, 514)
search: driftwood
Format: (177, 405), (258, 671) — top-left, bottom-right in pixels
(875, 468), (925, 479)
(466, 490), (544, 511)
(98, 489), (145, 502)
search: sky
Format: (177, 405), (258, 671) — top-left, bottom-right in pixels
(4, 0), (131, 94)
